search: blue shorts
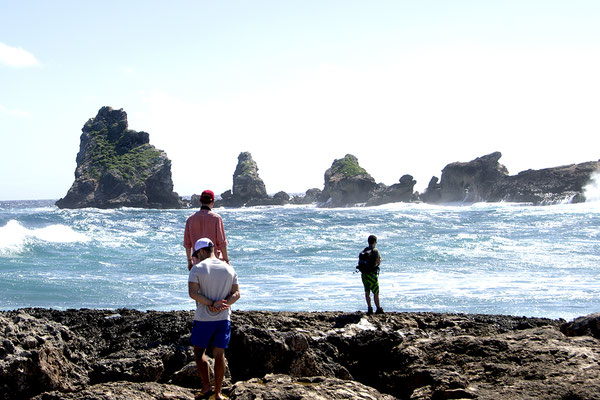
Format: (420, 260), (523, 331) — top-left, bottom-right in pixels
(191, 320), (231, 349)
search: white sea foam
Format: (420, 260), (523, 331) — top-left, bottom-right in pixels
(583, 170), (600, 202)
(0, 220), (90, 254)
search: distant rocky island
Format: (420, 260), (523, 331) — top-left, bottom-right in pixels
(57, 107), (600, 209)
(213, 151), (599, 208)
(56, 107), (182, 209)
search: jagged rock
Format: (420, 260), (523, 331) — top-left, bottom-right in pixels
(0, 312), (90, 399)
(369, 174), (418, 206)
(216, 152), (292, 207)
(229, 374), (396, 400)
(321, 154), (379, 207)
(290, 188), (324, 205)
(31, 382), (195, 400)
(561, 313), (600, 339)
(421, 176), (441, 203)
(272, 191), (290, 204)
(217, 152), (269, 207)
(436, 152), (509, 203)
(488, 160), (600, 204)
(231, 152), (268, 203)
(169, 360), (232, 389)
(56, 107), (182, 209)
(423, 152), (600, 205)
(4, 309), (600, 400)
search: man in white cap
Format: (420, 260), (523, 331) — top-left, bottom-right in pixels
(188, 237), (240, 400)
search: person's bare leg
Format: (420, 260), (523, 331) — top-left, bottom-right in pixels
(365, 291), (372, 308)
(194, 346), (213, 394)
(212, 347), (226, 399)
(374, 293), (381, 309)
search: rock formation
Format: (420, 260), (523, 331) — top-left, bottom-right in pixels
(368, 175), (418, 206)
(321, 154), (379, 207)
(231, 152), (268, 202)
(435, 152), (509, 203)
(488, 161), (600, 204)
(290, 188), (324, 205)
(420, 177), (441, 203)
(216, 152), (292, 207)
(422, 152), (600, 205)
(2, 309), (600, 400)
(56, 107), (182, 209)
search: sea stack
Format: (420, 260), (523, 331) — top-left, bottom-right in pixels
(321, 154), (379, 207)
(218, 152), (271, 207)
(56, 107), (182, 209)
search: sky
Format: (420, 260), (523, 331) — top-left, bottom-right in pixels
(1, 1), (599, 201)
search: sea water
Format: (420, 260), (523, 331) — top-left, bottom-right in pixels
(1, 199), (599, 321)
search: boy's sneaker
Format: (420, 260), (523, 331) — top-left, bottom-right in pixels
(375, 307), (384, 314)
(366, 307), (373, 315)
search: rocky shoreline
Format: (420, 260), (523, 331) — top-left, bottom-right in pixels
(2, 308), (600, 399)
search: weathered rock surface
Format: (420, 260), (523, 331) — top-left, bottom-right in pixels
(368, 174), (418, 206)
(217, 152), (292, 207)
(31, 382), (195, 400)
(488, 160), (600, 204)
(429, 152), (510, 203)
(420, 176), (441, 203)
(56, 107), (182, 209)
(321, 154), (379, 207)
(561, 313), (600, 339)
(2, 309), (600, 400)
(230, 374), (396, 400)
(290, 188), (324, 205)
(423, 152), (600, 205)
(0, 311), (90, 399)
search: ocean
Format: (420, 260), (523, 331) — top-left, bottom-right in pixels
(1, 199), (599, 321)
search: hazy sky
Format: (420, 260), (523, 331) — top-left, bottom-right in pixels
(1, 1), (599, 200)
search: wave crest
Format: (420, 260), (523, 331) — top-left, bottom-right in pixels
(0, 220), (90, 255)
(584, 171), (600, 202)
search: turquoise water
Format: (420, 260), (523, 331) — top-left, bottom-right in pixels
(1, 200), (599, 320)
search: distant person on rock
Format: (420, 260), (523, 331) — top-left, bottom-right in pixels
(357, 235), (383, 315)
(184, 190), (229, 270)
(188, 237), (240, 400)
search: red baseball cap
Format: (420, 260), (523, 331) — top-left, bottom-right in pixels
(200, 190), (215, 203)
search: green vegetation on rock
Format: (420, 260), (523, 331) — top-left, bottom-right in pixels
(86, 128), (160, 183)
(331, 154), (367, 177)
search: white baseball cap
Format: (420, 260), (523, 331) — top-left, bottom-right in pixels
(194, 238), (214, 252)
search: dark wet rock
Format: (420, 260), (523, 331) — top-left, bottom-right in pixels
(290, 188), (324, 205)
(369, 174), (418, 206)
(435, 152), (509, 203)
(0, 311), (90, 399)
(561, 313), (600, 339)
(56, 107), (182, 209)
(230, 374), (396, 400)
(423, 152), (600, 205)
(421, 176), (442, 203)
(489, 160), (600, 204)
(169, 359), (232, 389)
(216, 152), (291, 207)
(321, 154), (379, 207)
(31, 382), (195, 400)
(232, 152), (268, 203)
(272, 191), (290, 204)
(3, 309), (600, 400)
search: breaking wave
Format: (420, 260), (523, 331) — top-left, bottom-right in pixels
(584, 171), (600, 202)
(0, 220), (90, 255)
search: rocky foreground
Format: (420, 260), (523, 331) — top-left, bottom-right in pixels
(1, 309), (600, 400)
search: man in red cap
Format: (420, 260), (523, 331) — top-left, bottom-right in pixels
(183, 190), (229, 270)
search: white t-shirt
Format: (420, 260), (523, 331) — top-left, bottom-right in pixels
(188, 257), (238, 322)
